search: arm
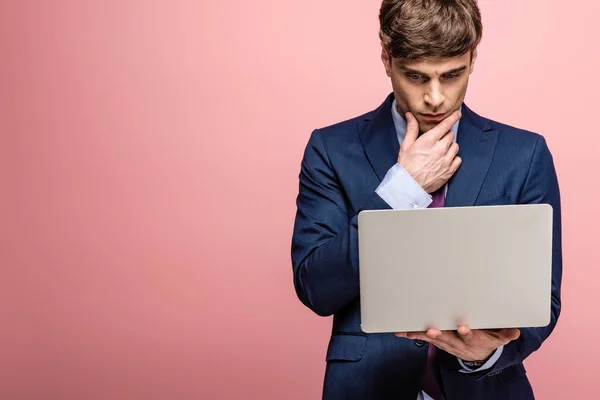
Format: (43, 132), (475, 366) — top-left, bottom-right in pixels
(432, 135), (562, 377)
(483, 134), (563, 375)
(291, 129), (429, 316)
(404, 135), (562, 377)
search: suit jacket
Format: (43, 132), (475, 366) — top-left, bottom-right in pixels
(291, 93), (562, 400)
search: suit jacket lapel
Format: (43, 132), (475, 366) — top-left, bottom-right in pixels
(358, 93), (399, 182)
(445, 104), (498, 207)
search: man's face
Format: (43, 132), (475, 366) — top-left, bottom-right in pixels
(381, 47), (477, 133)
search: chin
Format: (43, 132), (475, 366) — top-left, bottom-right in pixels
(417, 122), (437, 134)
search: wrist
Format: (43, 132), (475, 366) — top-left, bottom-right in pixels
(461, 350), (494, 368)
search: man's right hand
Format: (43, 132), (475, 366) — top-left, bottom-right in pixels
(398, 110), (462, 194)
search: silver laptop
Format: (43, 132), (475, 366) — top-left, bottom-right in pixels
(357, 204), (553, 334)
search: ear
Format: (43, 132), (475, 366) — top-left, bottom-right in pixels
(381, 43), (392, 77)
(469, 48), (478, 74)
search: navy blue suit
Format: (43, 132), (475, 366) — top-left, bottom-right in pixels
(291, 94), (562, 400)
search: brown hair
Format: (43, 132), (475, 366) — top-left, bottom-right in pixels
(379, 0), (483, 59)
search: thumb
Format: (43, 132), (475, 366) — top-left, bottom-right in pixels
(402, 112), (419, 148)
(499, 328), (521, 342)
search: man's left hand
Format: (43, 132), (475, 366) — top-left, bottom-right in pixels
(395, 326), (521, 362)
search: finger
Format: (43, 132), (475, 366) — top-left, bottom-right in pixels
(441, 143), (459, 166)
(448, 155), (462, 174)
(480, 328), (520, 342)
(395, 332), (407, 338)
(426, 328), (443, 340)
(429, 330), (465, 350)
(402, 112), (419, 149)
(446, 142), (459, 159)
(405, 332), (431, 341)
(438, 130), (455, 150)
(422, 110), (461, 141)
(497, 328), (521, 341)
(457, 325), (474, 343)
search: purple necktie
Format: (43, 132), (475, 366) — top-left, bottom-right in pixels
(429, 186), (446, 208)
(420, 186), (446, 400)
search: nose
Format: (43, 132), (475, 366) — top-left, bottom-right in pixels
(424, 82), (445, 110)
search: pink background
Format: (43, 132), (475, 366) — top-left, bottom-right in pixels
(1, 0), (598, 398)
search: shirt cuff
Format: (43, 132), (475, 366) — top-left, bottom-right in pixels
(375, 163), (432, 209)
(458, 345), (504, 373)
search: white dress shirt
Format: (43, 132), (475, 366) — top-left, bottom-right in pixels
(375, 99), (503, 400)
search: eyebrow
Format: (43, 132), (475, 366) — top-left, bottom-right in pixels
(399, 65), (467, 77)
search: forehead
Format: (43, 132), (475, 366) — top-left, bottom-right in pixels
(393, 52), (471, 74)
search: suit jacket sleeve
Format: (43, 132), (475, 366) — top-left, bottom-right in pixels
(492, 135), (563, 372)
(291, 129), (390, 317)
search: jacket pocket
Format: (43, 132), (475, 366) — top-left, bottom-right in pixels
(325, 334), (368, 362)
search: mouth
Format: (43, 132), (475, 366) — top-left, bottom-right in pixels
(419, 113), (447, 122)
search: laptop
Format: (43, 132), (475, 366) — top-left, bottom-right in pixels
(357, 204), (553, 334)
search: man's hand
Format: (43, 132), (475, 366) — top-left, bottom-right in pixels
(398, 110), (462, 194)
(395, 326), (521, 362)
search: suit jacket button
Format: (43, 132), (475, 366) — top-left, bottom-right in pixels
(414, 340), (426, 347)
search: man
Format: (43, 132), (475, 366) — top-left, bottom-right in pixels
(291, 0), (562, 399)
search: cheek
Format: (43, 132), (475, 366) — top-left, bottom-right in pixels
(450, 79), (469, 101)
(392, 79), (420, 107)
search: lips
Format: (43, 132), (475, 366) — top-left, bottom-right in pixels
(420, 113), (446, 122)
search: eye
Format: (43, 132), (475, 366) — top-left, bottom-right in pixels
(408, 74), (423, 81)
(444, 73), (458, 79)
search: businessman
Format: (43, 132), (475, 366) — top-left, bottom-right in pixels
(291, 0), (562, 399)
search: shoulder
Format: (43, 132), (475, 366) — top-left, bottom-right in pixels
(301, 105), (382, 164)
(310, 109), (376, 143)
(304, 93), (394, 150)
(466, 105), (551, 155)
